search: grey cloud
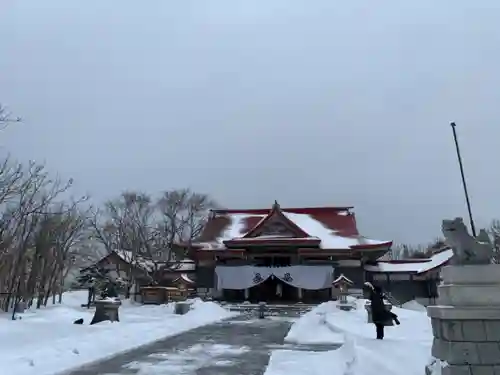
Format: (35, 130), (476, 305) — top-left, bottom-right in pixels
(1, 0), (500, 244)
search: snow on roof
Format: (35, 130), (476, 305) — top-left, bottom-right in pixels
(110, 251), (195, 272)
(113, 250), (156, 272)
(223, 213), (265, 239)
(196, 210), (389, 250)
(364, 249), (454, 274)
(196, 213), (265, 250)
(282, 212), (389, 249)
(173, 273), (195, 284)
(332, 274), (354, 285)
(194, 241), (225, 250)
(165, 260), (196, 271)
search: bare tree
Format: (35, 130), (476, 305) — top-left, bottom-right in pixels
(387, 244), (416, 260)
(488, 219), (500, 264)
(388, 241), (441, 260)
(157, 188), (214, 263)
(0, 103), (21, 130)
(0, 158), (92, 314)
(90, 188), (215, 297)
(90, 191), (159, 296)
(44, 202), (91, 305)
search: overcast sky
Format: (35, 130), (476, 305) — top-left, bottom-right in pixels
(1, 1), (500, 245)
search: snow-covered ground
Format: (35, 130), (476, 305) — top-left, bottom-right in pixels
(265, 298), (433, 375)
(0, 291), (236, 375)
(401, 299), (428, 312)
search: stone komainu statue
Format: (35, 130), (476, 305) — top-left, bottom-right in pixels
(441, 217), (493, 265)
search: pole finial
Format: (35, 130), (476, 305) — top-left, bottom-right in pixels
(450, 122), (456, 127)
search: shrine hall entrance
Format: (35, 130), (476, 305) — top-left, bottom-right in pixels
(248, 275), (297, 303)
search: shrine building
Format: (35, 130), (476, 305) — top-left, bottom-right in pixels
(191, 201), (400, 303)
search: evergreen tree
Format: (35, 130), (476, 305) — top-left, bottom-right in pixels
(77, 265), (125, 305)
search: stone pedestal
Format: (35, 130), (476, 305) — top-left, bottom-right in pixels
(337, 293), (355, 311)
(174, 302), (191, 315)
(258, 302), (267, 319)
(426, 264), (500, 375)
(90, 299), (121, 325)
(14, 301), (26, 313)
(338, 301), (355, 311)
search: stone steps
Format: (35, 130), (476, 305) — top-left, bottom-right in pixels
(222, 303), (315, 316)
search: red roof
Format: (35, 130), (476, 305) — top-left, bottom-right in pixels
(194, 202), (391, 251)
(212, 205), (359, 237)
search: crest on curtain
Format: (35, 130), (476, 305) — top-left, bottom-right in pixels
(283, 272), (293, 282)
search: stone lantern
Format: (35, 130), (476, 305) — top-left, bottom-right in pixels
(332, 274), (354, 311)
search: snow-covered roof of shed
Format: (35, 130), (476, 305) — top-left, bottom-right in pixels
(364, 248), (454, 274)
(111, 250), (195, 272)
(165, 259), (195, 271)
(332, 274), (354, 285)
(113, 250), (156, 271)
(173, 273), (195, 284)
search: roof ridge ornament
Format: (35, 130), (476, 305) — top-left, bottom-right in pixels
(272, 200), (280, 211)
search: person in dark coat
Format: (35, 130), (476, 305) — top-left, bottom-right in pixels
(364, 282), (400, 340)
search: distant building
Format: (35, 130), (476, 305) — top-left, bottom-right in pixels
(87, 250), (196, 301)
(364, 246), (453, 305)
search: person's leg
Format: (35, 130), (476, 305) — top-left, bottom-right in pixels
(375, 323), (384, 339)
(391, 312), (400, 325)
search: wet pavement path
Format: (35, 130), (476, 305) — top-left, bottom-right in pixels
(68, 314), (340, 375)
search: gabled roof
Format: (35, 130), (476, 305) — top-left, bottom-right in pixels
(242, 201), (310, 238)
(173, 273), (195, 284)
(162, 259), (196, 272)
(194, 202), (392, 251)
(98, 250), (154, 272)
(95, 251), (195, 273)
(364, 248), (454, 274)
(332, 274), (354, 285)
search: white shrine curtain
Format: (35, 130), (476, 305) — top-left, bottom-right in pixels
(215, 266), (273, 290)
(272, 266), (333, 290)
(215, 265), (333, 290)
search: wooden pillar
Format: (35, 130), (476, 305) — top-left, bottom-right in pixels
(428, 273), (435, 305)
(297, 287), (303, 301)
(361, 257), (367, 285)
(410, 274), (415, 300)
(244, 288), (249, 301)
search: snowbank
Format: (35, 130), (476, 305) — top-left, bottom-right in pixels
(0, 291), (236, 375)
(266, 341), (356, 375)
(266, 299), (432, 375)
(285, 304), (343, 345)
(402, 299), (427, 312)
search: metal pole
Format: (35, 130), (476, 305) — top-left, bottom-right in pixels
(450, 122), (477, 237)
